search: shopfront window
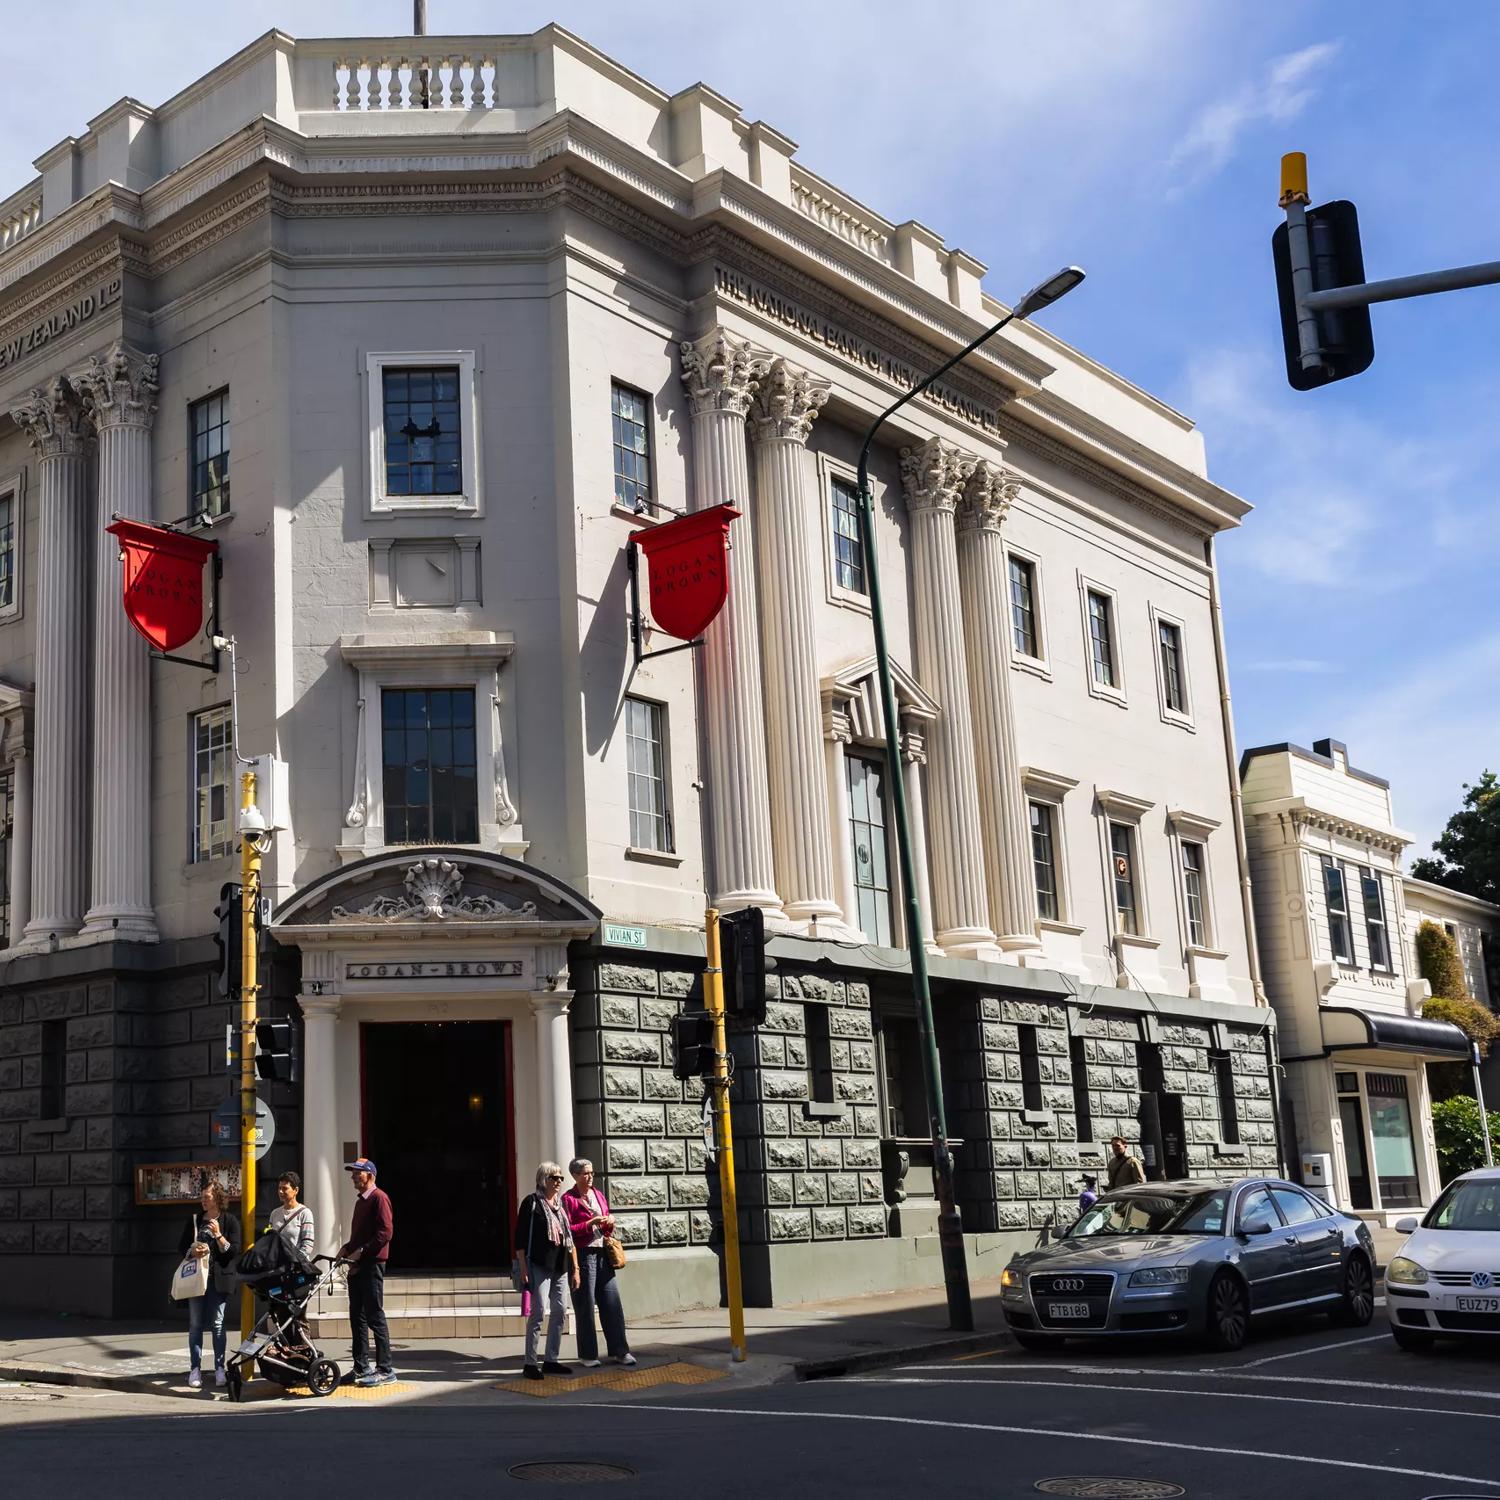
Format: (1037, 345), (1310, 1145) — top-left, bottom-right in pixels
(1366, 1072), (1421, 1208)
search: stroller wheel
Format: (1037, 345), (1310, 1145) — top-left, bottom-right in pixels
(307, 1360), (340, 1398)
(227, 1368), (243, 1403)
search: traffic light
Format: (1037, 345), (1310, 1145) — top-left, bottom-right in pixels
(213, 882), (243, 999)
(1272, 199), (1374, 389)
(670, 1010), (715, 1081)
(719, 906), (774, 1026)
(255, 1018), (297, 1083)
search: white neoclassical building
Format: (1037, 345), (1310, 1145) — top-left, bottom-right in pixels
(0, 26), (1279, 1319)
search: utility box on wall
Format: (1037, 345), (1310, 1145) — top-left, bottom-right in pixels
(1302, 1151), (1336, 1206)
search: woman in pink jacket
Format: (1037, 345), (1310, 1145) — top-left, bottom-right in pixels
(563, 1157), (635, 1367)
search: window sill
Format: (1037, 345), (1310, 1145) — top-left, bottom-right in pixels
(827, 585), (873, 617)
(625, 846), (683, 867)
(1086, 678), (1128, 709)
(1115, 933), (1161, 951)
(1186, 944), (1229, 962)
(1159, 710), (1196, 733)
(1020, 1109), (1052, 1127)
(802, 1101), (845, 1122)
(1212, 1142), (1248, 1159)
(612, 503), (661, 527)
(1011, 653), (1052, 682)
(371, 499), (479, 520)
(1038, 919), (1086, 937)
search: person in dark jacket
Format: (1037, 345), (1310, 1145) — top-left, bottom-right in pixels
(176, 1181), (241, 1390)
(337, 1158), (394, 1386)
(515, 1161), (579, 1379)
(1106, 1135), (1147, 1190)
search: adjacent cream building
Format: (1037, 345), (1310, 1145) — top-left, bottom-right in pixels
(0, 26), (1279, 1319)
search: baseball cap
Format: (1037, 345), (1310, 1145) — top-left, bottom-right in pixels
(344, 1158), (377, 1175)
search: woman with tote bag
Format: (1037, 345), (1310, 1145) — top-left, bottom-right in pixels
(174, 1182), (241, 1390)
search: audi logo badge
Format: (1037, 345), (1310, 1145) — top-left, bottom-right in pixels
(1048, 1277), (1087, 1293)
(1472, 1271), (1494, 1290)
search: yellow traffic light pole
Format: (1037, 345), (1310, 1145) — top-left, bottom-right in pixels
(703, 908), (746, 1362)
(238, 768), (261, 1342)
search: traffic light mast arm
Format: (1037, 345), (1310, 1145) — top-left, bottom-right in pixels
(1303, 256), (1500, 311)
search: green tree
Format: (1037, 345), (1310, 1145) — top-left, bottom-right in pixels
(1415, 920), (1470, 1002)
(1410, 770), (1500, 903)
(1432, 1095), (1500, 1181)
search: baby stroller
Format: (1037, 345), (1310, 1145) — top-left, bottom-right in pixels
(224, 1243), (346, 1402)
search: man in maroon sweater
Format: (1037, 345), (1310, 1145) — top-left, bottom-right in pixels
(338, 1159), (394, 1386)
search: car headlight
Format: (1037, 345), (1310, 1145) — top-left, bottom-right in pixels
(1001, 1266), (1020, 1293)
(1128, 1267), (1191, 1287)
(1386, 1256), (1429, 1285)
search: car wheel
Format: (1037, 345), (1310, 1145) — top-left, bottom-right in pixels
(1205, 1270), (1249, 1352)
(1331, 1254), (1374, 1326)
(1391, 1326), (1434, 1352)
(1010, 1331), (1060, 1352)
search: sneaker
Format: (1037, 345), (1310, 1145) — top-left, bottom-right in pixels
(615, 1353), (637, 1367)
(522, 1364), (544, 1381)
(354, 1371), (383, 1388)
(542, 1361), (572, 1376)
(376, 1370), (397, 1385)
(581, 1359), (602, 1369)
(214, 1365), (227, 1388)
(187, 1369), (202, 1389)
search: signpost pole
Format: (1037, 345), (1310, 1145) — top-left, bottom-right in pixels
(703, 908), (746, 1361)
(238, 769), (261, 1342)
(1474, 1042), (1495, 1170)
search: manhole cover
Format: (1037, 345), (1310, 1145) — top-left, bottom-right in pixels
(1036, 1482), (1184, 1499)
(509, 1462), (635, 1484)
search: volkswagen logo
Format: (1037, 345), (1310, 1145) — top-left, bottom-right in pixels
(1472, 1271), (1494, 1290)
(1049, 1277), (1087, 1293)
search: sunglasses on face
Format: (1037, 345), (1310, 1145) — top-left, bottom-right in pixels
(547, 1175), (563, 1182)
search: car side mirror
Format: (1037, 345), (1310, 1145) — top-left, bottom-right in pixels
(1239, 1217), (1274, 1237)
(1393, 1216), (1419, 1235)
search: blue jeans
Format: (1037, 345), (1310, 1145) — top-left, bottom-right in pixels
(525, 1266), (567, 1366)
(187, 1285), (229, 1371)
(572, 1249), (629, 1361)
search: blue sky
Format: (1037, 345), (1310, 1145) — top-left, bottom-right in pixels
(3, 2), (1494, 855)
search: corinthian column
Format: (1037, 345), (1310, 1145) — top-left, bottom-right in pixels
(680, 329), (782, 918)
(900, 438), (996, 959)
(9, 378), (93, 941)
(957, 462), (1042, 957)
(748, 360), (847, 933)
(76, 344), (160, 941)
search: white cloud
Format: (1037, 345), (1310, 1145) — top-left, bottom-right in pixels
(1166, 40), (1339, 190)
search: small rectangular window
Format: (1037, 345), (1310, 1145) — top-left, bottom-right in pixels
(1322, 858), (1353, 963)
(38, 1019), (65, 1120)
(847, 753), (893, 946)
(611, 383), (653, 514)
(1070, 1035), (1093, 1143)
(1029, 800), (1059, 921)
(1008, 555), (1038, 657)
(1018, 1025), (1044, 1113)
(0, 770), (11, 948)
(806, 1004), (835, 1105)
(380, 688), (479, 843)
(1158, 619), (1186, 714)
(1212, 1053), (1240, 1145)
(0, 493), (15, 612)
(1110, 822), (1139, 936)
(830, 477), (866, 595)
(1087, 590), (1117, 688)
(189, 390), (230, 518)
(1181, 840), (1208, 947)
(1361, 868), (1391, 971)
(625, 697), (672, 852)
(382, 367), (462, 496)
(191, 706), (234, 862)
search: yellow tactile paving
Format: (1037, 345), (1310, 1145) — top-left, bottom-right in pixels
(238, 1379), (420, 1402)
(492, 1360), (725, 1398)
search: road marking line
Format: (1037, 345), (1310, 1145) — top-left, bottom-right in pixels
(584, 1402), (1500, 1489)
(853, 1375), (1500, 1422)
(1232, 1332), (1390, 1368)
(952, 1347), (1007, 1362)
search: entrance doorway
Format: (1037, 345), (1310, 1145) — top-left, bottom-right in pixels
(361, 1020), (512, 1269)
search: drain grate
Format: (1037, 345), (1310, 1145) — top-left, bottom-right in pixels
(509, 1462), (635, 1483)
(1036, 1482), (1185, 1499)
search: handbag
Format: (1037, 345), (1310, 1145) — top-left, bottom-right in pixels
(603, 1235), (627, 1270)
(510, 1254), (527, 1294)
(170, 1216), (211, 1301)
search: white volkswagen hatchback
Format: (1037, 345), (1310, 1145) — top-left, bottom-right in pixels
(1386, 1166), (1500, 1350)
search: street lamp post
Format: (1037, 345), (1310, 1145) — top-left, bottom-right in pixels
(853, 266), (1085, 1331)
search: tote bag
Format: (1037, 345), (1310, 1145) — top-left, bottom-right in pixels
(170, 1217), (211, 1301)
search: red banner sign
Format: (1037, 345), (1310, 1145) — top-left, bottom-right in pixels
(631, 504), (740, 641)
(105, 519), (219, 653)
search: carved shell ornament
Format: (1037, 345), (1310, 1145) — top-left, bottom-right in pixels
(330, 857), (539, 923)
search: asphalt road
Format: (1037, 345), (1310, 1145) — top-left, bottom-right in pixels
(5, 1316), (1500, 1500)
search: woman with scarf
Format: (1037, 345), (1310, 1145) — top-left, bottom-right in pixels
(515, 1160), (579, 1379)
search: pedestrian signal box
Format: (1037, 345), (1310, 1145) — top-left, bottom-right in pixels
(719, 906), (774, 1026)
(670, 1010), (715, 1081)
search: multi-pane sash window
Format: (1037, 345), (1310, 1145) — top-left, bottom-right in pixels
(847, 754), (893, 946)
(1087, 590), (1117, 687)
(382, 368), (462, 496)
(1181, 840), (1208, 947)
(830, 477), (866, 595)
(1009, 555), (1038, 657)
(381, 688), (478, 843)
(1361, 868), (1392, 971)
(1110, 822), (1139, 935)
(189, 390), (230, 518)
(0, 770), (11, 948)
(0, 493), (14, 612)
(191, 706), (234, 862)
(1323, 857), (1353, 963)
(625, 697), (672, 852)
(611, 384), (653, 514)
(1030, 800), (1059, 921)
(1158, 619), (1186, 714)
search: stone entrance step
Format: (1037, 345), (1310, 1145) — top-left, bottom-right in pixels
(305, 1272), (569, 1341)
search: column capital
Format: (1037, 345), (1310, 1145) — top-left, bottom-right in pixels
(9, 376), (92, 458)
(900, 437), (975, 515)
(681, 328), (770, 417)
(298, 990), (343, 1021)
(956, 459), (1020, 535)
(74, 342), (159, 431)
(748, 358), (830, 444)
(529, 990), (574, 1018)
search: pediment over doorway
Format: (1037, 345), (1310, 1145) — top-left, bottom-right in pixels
(820, 655), (939, 748)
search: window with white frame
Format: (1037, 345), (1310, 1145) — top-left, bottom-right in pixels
(1322, 856), (1354, 964)
(1152, 608), (1192, 726)
(1361, 867), (1392, 971)
(1030, 800), (1060, 921)
(1024, 768), (1079, 926)
(1110, 822), (1140, 936)
(381, 687), (479, 844)
(611, 383), (654, 514)
(191, 706), (234, 862)
(365, 351), (480, 515)
(1008, 554), (1040, 659)
(1079, 576), (1126, 702)
(189, 389), (230, 519)
(625, 696), (672, 852)
(847, 752), (894, 946)
(1180, 840), (1208, 947)
(829, 476), (866, 596)
(0, 472), (23, 624)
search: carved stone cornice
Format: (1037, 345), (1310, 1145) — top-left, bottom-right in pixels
(680, 327), (769, 418)
(900, 437), (974, 515)
(956, 459), (1020, 535)
(9, 376), (92, 458)
(73, 342), (159, 431)
(748, 357), (829, 444)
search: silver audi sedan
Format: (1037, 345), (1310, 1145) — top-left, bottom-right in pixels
(1000, 1177), (1376, 1352)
